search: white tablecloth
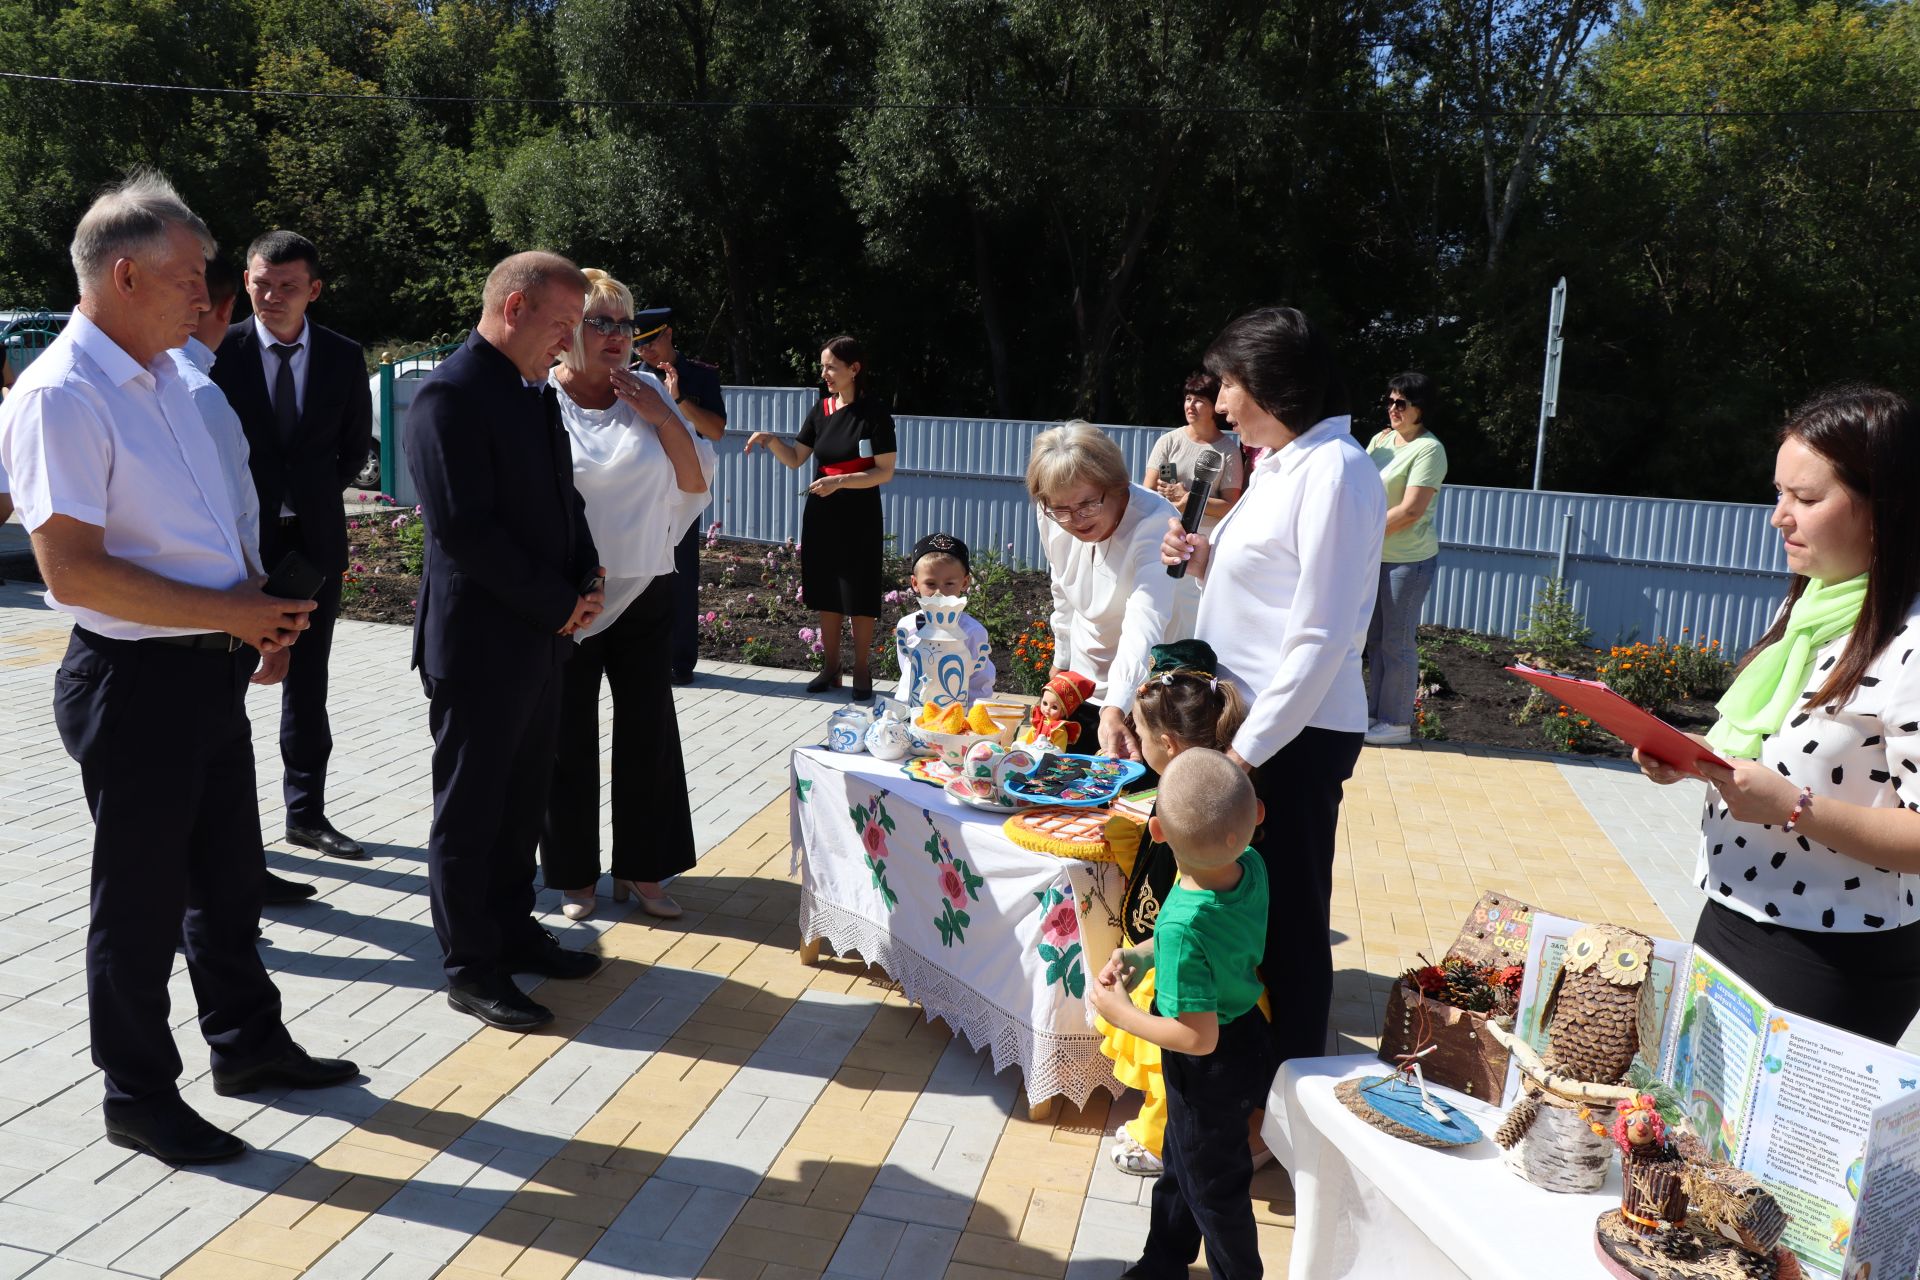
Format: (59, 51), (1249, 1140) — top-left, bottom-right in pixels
(790, 747), (1126, 1107)
(1265, 1055), (1619, 1280)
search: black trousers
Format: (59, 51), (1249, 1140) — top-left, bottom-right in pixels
(424, 659), (562, 991)
(265, 520), (339, 828)
(671, 523), (699, 679)
(1694, 899), (1920, 1044)
(542, 575), (698, 889)
(54, 629), (290, 1113)
(1137, 1011), (1272, 1280)
(1250, 727), (1363, 1066)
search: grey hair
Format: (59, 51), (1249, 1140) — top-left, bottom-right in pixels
(1026, 420), (1130, 503)
(69, 170), (215, 291)
(481, 250), (588, 317)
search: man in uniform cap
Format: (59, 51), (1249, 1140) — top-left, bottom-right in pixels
(633, 307), (725, 684)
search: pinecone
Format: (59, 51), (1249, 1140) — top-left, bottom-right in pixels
(1494, 1092), (1540, 1149)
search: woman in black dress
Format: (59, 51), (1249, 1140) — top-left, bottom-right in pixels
(745, 335), (897, 698)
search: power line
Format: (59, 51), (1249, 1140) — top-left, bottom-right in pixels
(3, 68), (1918, 120)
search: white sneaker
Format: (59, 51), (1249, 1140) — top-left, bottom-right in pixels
(1365, 723), (1413, 746)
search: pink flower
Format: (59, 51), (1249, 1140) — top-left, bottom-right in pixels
(861, 823), (889, 859)
(347, 520), (360, 530)
(798, 627), (815, 644)
(939, 865), (966, 908)
(352, 562), (364, 572)
(359, 494), (370, 503)
(708, 520), (721, 534)
(704, 611), (717, 624)
(810, 641), (824, 654)
(1040, 900), (1078, 948)
(408, 598), (417, 608)
(883, 590), (901, 605)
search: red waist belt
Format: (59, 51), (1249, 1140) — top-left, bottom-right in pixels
(820, 458), (875, 477)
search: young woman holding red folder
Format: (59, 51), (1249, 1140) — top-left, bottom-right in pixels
(745, 335), (897, 699)
(1636, 386), (1920, 1043)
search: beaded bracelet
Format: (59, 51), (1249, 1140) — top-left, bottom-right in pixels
(1783, 786), (1815, 834)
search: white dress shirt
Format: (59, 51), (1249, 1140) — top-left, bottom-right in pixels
(0, 312), (253, 639)
(1695, 592), (1920, 932)
(1196, 416), (1387, 766)
(1038, 482), (1180, 713)
(173, 337), (264, 576)
(255, 315), (309, 517)
(558, 367), (716, 641)
(254, 314), (311, 414)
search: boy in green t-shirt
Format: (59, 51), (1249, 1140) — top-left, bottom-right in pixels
(1090, 749), (1271, 1280)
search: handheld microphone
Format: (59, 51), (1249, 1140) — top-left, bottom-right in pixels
(1167, 448), (1225, 579)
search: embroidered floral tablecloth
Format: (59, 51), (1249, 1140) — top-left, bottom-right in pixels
(790, 747), (1125, 1108)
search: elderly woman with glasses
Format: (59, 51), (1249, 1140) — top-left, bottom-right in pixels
(1029, 421), (1180, 759)
(542, 269), (716, 922)
(1362, 371), (1448, 746)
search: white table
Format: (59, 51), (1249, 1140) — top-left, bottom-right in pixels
(789, 747), (1127, 1115)
(1264, 1054), (1619, 1280)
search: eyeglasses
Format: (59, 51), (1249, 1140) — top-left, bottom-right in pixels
(582, 315), (639, 338)
(1043, 496), (1107, 524)
(1385, 397), (1412, 411)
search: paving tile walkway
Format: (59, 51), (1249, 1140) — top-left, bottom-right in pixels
(1, 578), (1911, 1278)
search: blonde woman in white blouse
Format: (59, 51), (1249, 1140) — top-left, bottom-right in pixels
(1029, 422), (1180, 760)
(542, 270), (716, 922)
(1636, 386), (1920, 1043)
(1162, 306), (1387, 1067)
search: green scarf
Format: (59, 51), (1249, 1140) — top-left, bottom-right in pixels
(1705, 574), (1869, 760)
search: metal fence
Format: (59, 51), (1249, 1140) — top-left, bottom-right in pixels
(378, 380), (1792, 652)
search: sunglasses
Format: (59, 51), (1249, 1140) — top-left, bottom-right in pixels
(582, 315), (639, 338)
(1385, 397), (1413, 411)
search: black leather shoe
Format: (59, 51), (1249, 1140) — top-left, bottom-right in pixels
(671, 670), (696, 686)
(805, 669), (841, 694)
(447, 982), (554, 1031)
(508, 927), (602, 980)
(851, 683), (873, 703)
(212, 1045), (359, 1096)
(105, 1105), (243, 1164)
(262, 871), (316, 904)
(287, 823), (367, 861)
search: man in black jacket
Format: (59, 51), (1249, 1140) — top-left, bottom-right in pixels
(408, 251), (605, 1031)
(212, 231), (372, 897)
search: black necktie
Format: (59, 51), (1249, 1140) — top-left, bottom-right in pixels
(270, 342), (302, 442)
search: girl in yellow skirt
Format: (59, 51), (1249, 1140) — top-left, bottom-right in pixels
(1098, 640), (1248, 1175)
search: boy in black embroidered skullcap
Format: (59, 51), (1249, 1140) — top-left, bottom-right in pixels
(892, 532), (997, 707)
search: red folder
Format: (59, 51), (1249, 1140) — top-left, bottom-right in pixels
(1505, 664), (1729, 777)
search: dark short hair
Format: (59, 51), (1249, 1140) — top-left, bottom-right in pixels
(1388, 370), (1437, 421)
(823, 333), (868, 395)
(246, 229), (323, 279)
(1182, 370), (1221, 401)
(1203, 306), (1349, 431)
(1747, 384), (1920, 708)
(204, 254), (240, 309)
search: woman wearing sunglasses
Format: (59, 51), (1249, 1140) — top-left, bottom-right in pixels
(542, 270), (715, 922)
(1027, 421), (1180, 757)
(1362, 372), (1448, 746)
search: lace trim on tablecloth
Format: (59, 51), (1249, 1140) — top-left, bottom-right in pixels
(801, 887), (1123, 1109)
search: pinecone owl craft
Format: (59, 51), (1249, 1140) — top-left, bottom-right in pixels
(1487, 924), (1660, 1193)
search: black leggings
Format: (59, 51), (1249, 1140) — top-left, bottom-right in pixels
(1250, 728), (1363, 1066)
(1694, 899), (1920, 1044)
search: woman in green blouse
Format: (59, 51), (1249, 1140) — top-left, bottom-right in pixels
(1363, 372), (1448, 745)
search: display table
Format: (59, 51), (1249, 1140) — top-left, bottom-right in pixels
(1265, 1054), (1618, 1280)
(789, 747), (1126, 1114)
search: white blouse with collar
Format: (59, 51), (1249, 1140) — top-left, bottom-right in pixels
(1038, 482), (1180, 713)
(1696, 594), (1920, 932)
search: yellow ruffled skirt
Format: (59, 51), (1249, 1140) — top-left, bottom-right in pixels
(1096, 971), (1168, 1156)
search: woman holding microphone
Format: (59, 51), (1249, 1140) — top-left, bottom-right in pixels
(1162, 307), (1387, 1066)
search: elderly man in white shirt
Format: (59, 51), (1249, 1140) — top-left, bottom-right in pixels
(1164, 305), (1387, 1070)
(0, 172), (355, 1165)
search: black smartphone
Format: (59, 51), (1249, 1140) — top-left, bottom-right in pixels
(1158, 461), (1178, 485)
(263, 550), (326, 601)
(582, 572), (606, 595)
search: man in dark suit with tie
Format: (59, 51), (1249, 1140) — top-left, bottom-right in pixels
(408, 251), (606, 1031)
(212, 231), (373, 900)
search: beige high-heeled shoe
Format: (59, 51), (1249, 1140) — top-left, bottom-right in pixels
(613, 879), (682, 919)
(560, 889), (596, 921)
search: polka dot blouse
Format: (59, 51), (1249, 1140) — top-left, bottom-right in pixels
(1695, 598), (1920, 932)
